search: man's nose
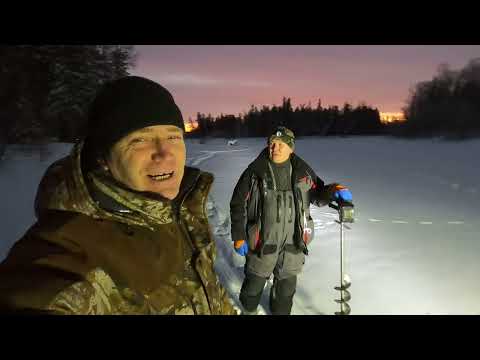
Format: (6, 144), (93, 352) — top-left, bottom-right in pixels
(151, 140), (172, 161)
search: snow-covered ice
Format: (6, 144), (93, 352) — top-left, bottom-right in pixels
(1, 136), (479, 315)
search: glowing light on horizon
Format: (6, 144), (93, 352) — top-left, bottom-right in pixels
(185, 112), (405, 128)
(184, 121), (198, 133)
(380, 112), (405, 124)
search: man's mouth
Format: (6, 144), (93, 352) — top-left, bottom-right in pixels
(148, 172), (174, 181)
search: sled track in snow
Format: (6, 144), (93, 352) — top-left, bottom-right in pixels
(187, 149), (249, 167)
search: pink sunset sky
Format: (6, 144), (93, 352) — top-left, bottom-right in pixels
(130, 45), (480, 122)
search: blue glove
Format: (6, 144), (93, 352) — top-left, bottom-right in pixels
(234, 240), (249, 256)
(334, 184), (352, 202)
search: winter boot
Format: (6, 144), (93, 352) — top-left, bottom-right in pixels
(269, 276), (297, 315)
(239, 273), (267, 313)
(241, 308), (259, 315)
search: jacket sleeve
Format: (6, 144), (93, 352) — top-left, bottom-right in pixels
(0, 217), (109, 315)
(0, 229), (88, 314)
(219, 286), (239, 315)
(229, 166), (254, 243)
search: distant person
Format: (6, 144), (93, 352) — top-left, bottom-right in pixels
(230, 126), (352, 315)
(0, 76), (237, 315)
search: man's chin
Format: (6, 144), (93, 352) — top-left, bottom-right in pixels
(272, 156), (287, 163)
(147, 186), (179, 200)
(136, 178), (179, 200)
(157, 190), (179, 200)
(142, 189), (178, 200)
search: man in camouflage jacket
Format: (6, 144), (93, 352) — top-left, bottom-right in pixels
(0, 76), (237, 315)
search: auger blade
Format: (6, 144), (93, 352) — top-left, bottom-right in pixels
(334, 283), (351, 291)
(342, 274), (351, 289)
(335, 290), (351, 303)
(334, 303), (351, 315)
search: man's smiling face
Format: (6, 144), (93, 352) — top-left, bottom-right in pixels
(106, 125), (186, 200)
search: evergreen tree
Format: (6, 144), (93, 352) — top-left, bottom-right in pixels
(46, 45), (137, 141)
(402, 59), (480, 138)
(0, 45), (137, 143)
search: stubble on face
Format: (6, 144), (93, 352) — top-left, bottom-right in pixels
(106, 125), (186, 199)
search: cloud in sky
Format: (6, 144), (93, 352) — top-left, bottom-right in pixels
(157, 73), (271, 88)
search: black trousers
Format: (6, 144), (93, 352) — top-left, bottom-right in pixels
(239, 272), (297, 315)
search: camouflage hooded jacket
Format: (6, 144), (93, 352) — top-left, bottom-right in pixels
(0, 143), (237, 315)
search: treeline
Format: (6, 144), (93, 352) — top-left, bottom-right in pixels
(399, 58), (480, 139)
(0, 45), (136, 143)
(3, 46), (478, 145)
(189, 98), (384, 138)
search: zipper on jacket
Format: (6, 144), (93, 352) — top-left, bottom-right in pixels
(288, 195), (293, 223)
(276, 194), (282, 223)
(175, 172), (202, 255)
(294, 186), (304, 249)
(175, 212), (196, 256)
(176, 174), (214, 314)
(281, 191), (287, 241)
(267, 161), (277, 191)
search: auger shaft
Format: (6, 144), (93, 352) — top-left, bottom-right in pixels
(340, 222), (346, 311)
(331, 201), (353, 315)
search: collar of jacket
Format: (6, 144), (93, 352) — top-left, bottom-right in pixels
(34, 141), (214, 229)
(87, 165), (205, 225)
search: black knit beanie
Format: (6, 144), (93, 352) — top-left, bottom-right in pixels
(268, 126), (295, 150)
(82, 76), (184, 168)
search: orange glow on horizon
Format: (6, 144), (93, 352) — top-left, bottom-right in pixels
(380, 112), (405, 124)
(184, 121), (198, 133)
(184, 112), (404, 129)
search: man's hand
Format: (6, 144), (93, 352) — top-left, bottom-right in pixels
(333, 184), (352, 202)
(234, 240), (249, 256)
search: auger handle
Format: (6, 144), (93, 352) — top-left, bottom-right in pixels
(329, 201), (355, 223)
(328, 202), (339, 211)
(329, 200), (354, 210)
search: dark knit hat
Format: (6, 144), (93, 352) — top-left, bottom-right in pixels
(268, 126), (295, 150)
(82, 76), (184, 165)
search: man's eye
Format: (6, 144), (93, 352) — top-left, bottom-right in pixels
(168, 135), (182, 140)
(129, 138), (146, 145)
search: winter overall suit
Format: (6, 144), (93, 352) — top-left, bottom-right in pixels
(230, 148), (336, 315)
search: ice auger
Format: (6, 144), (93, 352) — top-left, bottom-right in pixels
(329, 200), (354, 315)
